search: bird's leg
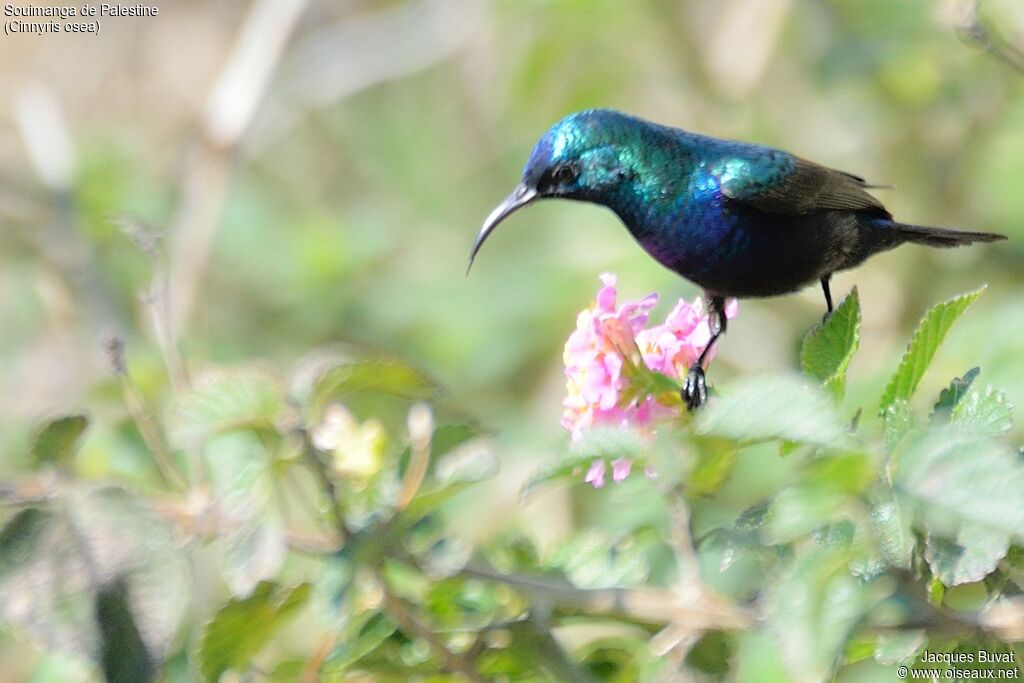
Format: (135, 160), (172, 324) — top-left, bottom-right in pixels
(682, 295), (727, 411)
(821, 275), (834, 322)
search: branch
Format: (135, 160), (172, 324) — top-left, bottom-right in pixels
(666, 489), (701, 594)
(298, 427), (350, 545)
(113, 218), (190, 398)
(168, 0), (310, 335)
(458, 561), (752, 630)
(954, 0), (1024, 75)
(396, 403), (433, 511)
(103, 336), (187, 490)
(378, 573), (487, 682)
(249, 0), (481, 153)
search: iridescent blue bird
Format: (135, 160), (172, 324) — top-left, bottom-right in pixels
(468, 109), (1006, 409)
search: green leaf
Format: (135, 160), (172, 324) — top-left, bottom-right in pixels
(689, 437), (738, 496)
(96, 579), (156, 683)
(766, 546), (885, 682)
(801, 287), (861, 398)
(406, 439), (498, 518)
(205, 433), (286, 596)
(869, 486), (914, 570)
(766, 485), (848, 545)
(434, 439), (498, 486)
(874, 630), (925, 666)
(731, 632), (790, 683)
(174, 367), (285, 447)
(321, 611), (397, 674)
(31, 414), (88, 467)
(882, 400), (918, 454)
(197, 582), (311, 681)
(547, 530), (650, 589)
(522, 428), (646, 498)
(879, 286), (985, 413)
(0, 487), (188, 670)
(952, 386), (1014, 436)
(697, 374), (848, 448)
(930, 367), (980, 423)
(893, 429), (1024, 540)
(293, 348), (439, 415)
(765, 453), (875, 544)
(925, 524), (1010, 586)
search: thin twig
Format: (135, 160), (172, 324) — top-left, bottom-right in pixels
(113, 217), (191, 397)
(114, 217), (208, 487)
(658, 491), (706, 675)
(954, 0), (1024, 75)
(169, 0), (310, 335)
(378, 573), (486, 682)
(252, 0), (481, 152)
(104, 336), (187, 490)
(666, 490), (701, 594)
(300, 427), (350, 544)
(302, 633), (335, 683)
(396, 403), (433, 511)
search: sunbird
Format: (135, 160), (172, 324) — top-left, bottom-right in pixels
(469, 109), (1006, 409)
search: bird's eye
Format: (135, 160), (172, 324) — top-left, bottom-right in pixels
(552, 163), (579, 185)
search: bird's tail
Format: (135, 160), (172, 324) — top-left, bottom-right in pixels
(888, 221), (1007, 248)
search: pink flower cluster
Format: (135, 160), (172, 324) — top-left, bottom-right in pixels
(561, 273), (736, 487)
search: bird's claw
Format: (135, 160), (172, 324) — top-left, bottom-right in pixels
(682, 364), (707, 411)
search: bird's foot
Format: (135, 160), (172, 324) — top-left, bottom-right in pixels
(682, 364), (708, 412)
(821, 310), (833, 325)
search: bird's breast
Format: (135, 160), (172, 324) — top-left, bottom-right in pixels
(622, 171), (740, 281)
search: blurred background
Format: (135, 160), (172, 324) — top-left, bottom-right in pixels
(1, 0), (1023, 677)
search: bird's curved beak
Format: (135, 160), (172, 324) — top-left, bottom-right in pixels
(467, 183), (538, 274)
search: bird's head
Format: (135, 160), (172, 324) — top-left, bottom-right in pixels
(468, 109), (639, 271)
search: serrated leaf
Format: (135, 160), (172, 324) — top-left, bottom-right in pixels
(766, 547), (885, 683)
(309, 357), (438, 414)
(434, 439), (498, 486)
(931, 367), (980, 423)
(952, 386), (1014, 435)
(206, 433), (286, 596)
(321, 611), (396, 674)
(291, 346), (439, 404)
(547, 530), (650, 589)
(31, 414), (88, 467)
(893, 429), (1024, 540)
(197, 582), (310, 681)
(869, 486), (914, 570)
(925, 524), (1010, 586)
(406, 439), (498, 517)
(875, 630), (925, 666)
(766, 485), (848, 545)
(801, 287), (861, 398)
(736, 500), (771, 532)
(882, 400), (918, 454)
(766, 453), (874, 545)
(0, 487), (188, 671)
(697, 374), (848, 448)
(880, 286), (985, 413)
(174, 368), (284, 447)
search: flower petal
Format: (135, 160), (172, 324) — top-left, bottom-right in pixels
(584, 460), (606, 488)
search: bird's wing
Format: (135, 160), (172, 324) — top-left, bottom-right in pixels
(713, 150), (890, 217)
